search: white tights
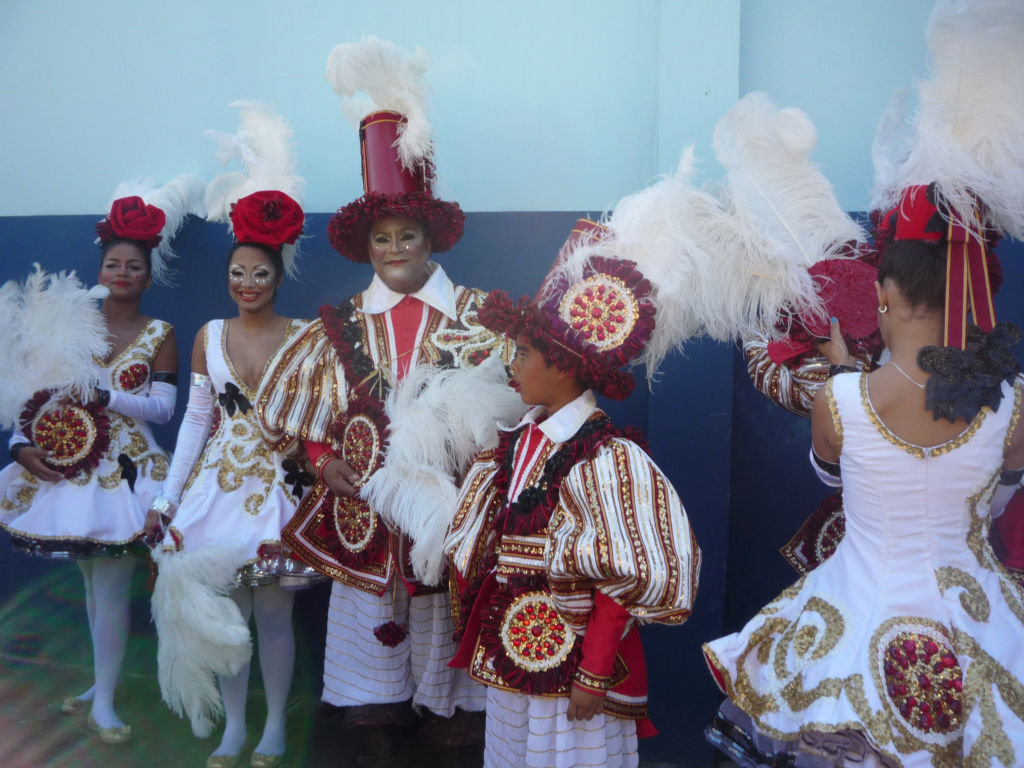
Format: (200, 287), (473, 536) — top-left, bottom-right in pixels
(211, 583), (295, 758)
(75, 557), (135, 729)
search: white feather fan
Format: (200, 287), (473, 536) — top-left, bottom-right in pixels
(325, 36), (434, 174)
(874, 0), (1024, 236)
(361, 357), (527, 585)
(205, 100), (305, 276)
(107, 174), (206, 285)
(151, 546), (252, 738)
(0, 265), (109, 431)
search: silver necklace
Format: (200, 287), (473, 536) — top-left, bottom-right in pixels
(888, 361), (926, 390)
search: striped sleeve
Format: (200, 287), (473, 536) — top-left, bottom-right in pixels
(256, 319), (347, 452)
(547, 438), (701, 630)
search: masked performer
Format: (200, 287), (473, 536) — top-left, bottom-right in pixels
(148, 102), (314, 768)
(258, 38), (512, 767)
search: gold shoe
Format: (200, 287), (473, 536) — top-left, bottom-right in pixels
(250, 752), (284, 768)
(87, 713), (132, 744)
(61, 696), (89, 715)
(205, 754), (240, 768)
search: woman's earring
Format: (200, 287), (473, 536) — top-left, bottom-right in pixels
(878, 304), (888, 314)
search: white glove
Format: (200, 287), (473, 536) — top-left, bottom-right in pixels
(157, 373), (215, 509)
(106, 380), (178, 425)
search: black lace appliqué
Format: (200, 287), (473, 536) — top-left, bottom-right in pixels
(918, 322), (1021, 422)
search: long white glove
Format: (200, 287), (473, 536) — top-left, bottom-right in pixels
(106, 380), (178, 425)
(156, 374), (216, 510)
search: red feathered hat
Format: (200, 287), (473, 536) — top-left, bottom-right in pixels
(478, 219), (655, 401)
(327, 111), (464, 263)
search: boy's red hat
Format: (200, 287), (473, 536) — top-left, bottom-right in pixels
(479, 219), (655, 401)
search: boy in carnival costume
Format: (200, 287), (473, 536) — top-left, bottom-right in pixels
(257, 37), (513, 767)
(445, 217), (702, 767)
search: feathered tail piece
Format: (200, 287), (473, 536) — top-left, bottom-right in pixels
(361, 358), (528, 585)
(108, 175), (206, 284)
(151, 546), (252, 737)
(205, 101), (305, 276)
(326, 36), (434, 173)
(874, 0), (1024, 237)
(0, 265), (109, 431)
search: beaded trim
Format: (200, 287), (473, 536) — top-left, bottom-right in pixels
(859, 373), (987, 459)
(1002, 380), (1023, 455)
(825, 377), (842, 455)
(573, 666), (612, 694)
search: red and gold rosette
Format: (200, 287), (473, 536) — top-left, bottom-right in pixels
(19, 390), (110, 478)
(328, 389), (390, 553)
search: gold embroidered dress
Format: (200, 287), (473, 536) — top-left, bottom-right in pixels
(0, 319), (172, 556)
(704, 372), (1024, 768)
(163, 318), (308, 580)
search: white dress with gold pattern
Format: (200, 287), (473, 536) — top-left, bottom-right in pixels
(0, 319), (173, 557)
(164, 318), (310, 582)
(704, 372), (1024, 768)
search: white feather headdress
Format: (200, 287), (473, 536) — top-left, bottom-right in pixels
(205, 101), (306, 277)
(326, 36), (434, 174)
(0, 265), (110, 430)
(103, 174), (205, 285)
(871, 0), (1024, 236)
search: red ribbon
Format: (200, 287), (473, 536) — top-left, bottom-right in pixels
(944, 215), (996, 349)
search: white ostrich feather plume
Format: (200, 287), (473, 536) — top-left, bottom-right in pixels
(326, 36), (434, 173)
(108, 175), (206, 285)
(704, 92), (867, 341)
(713, 92), (866, 267)
(870, 89), (916, 213)
(151, 546), (252, 738)
(205, 101), (305, 277)
(0, 265), (109, 430)
(878, 0), (1024, 237)
(361, 357), (527, 585)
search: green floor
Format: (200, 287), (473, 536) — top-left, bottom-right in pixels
(0, 563), (324, 768)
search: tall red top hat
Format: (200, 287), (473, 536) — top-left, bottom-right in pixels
(327, 110), (464, 263)
(323, 37), (464, 263)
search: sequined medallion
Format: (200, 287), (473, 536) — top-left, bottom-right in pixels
(500, 592), (575, 672)
(558, 274), (639, 351)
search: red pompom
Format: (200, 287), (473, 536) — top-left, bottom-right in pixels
(230, 190), (304, 249)
(97, 196), (165, 247)
(373, 621), (409, 647)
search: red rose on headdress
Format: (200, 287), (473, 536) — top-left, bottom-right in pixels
(230, 190), (304, 249)
(96, 196), (166, 247)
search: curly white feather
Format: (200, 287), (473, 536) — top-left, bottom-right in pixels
(0, 265), (110, 430)
(109, 175), (206, 285)
(151, 546), (252, 738)
(326, 36), (434, 173)
(205, 101), (305, 277)
(713, 93), (866, 265)
(361, 358), (527, 585)
(879, 0), (1024, 236)
(870, 89), (916, 213)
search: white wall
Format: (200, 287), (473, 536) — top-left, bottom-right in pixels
(0, 0), (935, 216)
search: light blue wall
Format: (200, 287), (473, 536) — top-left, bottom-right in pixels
(1, 0), (934, 216)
